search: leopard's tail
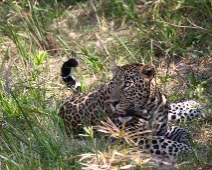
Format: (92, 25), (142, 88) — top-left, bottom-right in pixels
(61, 58), (81, 89)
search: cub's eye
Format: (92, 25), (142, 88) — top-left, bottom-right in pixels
(124, 81), (132, 88)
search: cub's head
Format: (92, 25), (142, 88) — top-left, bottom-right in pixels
(108, 62), (156, 115)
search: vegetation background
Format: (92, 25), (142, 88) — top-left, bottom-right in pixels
(0, 0), (212, 169)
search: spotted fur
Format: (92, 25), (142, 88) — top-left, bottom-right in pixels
(59, 59), (202, 158)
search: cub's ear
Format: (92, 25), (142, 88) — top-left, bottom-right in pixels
(110, 62), (119, 74)
(140, 63), (156, 78)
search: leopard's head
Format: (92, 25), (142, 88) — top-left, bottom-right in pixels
(108, 62), (156, 116)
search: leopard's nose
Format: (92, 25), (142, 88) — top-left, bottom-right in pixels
(111, 101), (120, 107)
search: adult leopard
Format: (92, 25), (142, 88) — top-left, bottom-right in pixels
(59, 58), (202, 158)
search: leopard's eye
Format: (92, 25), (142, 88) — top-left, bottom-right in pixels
(109, 81), (115, 88)
(124, 81), (132, 88)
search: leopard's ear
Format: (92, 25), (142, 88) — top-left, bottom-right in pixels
(110, 62), (119, 74)
(140, 63), (156, 78)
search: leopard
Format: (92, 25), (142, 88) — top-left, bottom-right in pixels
(59, 58), (202, 158)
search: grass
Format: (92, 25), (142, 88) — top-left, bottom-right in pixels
(0, 0), (212, 169)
